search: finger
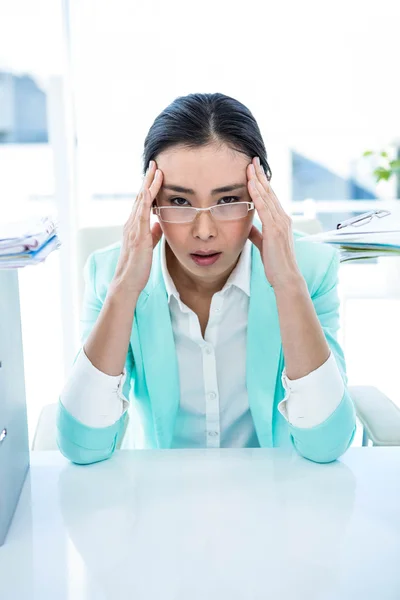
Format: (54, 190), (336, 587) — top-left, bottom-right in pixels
(126, 193), (143, 230)
(252, 158), (286, 218)
(144, 159), (157, 187)
(124, 185), (152, 241)
(127, 185), (147, 228)
(248, 173), (276, 225)
(139, 168), (161, 219)
(146, 169), (163, 223)
(137, 187), (152, 227)
(132, 161), (156, 207)
(149, 168), (163, 199)
(141, 163), (163, 216)
(252, 158), (270, 195)
(151, 221), (163, 249)
(248, 163), (279, 220)
(128, 162), (158, 225)
(250, 164), (293, 236)
(248, 224), (263, 253)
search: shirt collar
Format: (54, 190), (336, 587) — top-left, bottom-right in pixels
(160, 235), (251, 304)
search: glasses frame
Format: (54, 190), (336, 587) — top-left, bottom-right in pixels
(336, 209), (391, 230)
(152, 201), (255, 223)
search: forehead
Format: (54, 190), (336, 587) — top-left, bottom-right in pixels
(156, 144), (250, 191)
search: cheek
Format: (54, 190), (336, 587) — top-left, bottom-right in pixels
(225, 217), (253, 245)
(160, 224), (186, 250)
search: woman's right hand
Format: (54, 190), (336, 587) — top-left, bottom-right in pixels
(111, 160), (164, 296)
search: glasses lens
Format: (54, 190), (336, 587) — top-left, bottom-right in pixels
(157, 203), (249, 223)
(212, 203), (249, 220)
(158, 207), (194, 223)
(355, 215), (372, 227)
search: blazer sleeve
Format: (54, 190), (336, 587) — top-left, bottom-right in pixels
(56, 251), (134, 465)
(286, 248), (357, 463)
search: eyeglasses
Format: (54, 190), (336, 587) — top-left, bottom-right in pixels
(152, 202), (255, 224)
(336, 209), (391, 230)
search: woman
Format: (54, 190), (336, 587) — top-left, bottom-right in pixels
(57, 93), (356, 465)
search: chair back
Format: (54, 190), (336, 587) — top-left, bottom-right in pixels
(77, 225), (123, 312)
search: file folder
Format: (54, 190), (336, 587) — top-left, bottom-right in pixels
(0, 269), (30, 546)
(303, 208), (400, 262)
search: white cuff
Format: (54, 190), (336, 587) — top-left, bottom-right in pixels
(277, 351), (344, 429)
(60, 347), (129, 428)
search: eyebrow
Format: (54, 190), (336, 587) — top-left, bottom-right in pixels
(162, 183), (247, 195)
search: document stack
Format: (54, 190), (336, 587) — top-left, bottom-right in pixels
(302, 208), (400, 262)
(0, 216), (61, 269)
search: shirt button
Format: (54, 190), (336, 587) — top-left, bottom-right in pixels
(208, 431), (219, 437)
(208, 392), (216, 400)
(204, 345), (213, 354)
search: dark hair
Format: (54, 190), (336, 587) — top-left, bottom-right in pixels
(142, 93), (272, 180)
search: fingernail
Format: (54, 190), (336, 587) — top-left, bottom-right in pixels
(255, 157), (260, 166)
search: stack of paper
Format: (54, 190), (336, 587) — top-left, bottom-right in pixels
(302, 208), (400, 262)
(0, 216), (61, 269)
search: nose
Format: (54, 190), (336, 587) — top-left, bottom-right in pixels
(191, 209), (218, 240)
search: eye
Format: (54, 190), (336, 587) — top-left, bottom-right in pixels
(218, 196), (241, 204)
(169, 197), (190, 206)
(169, 196), (242, 207)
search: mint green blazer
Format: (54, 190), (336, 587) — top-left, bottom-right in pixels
(56, 219), (356, 465)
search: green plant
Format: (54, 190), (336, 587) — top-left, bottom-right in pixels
(363, 149), (400, 183)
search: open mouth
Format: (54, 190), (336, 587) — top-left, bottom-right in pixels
(190, 252), (222, 266)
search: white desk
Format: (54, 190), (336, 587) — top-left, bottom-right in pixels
(1, 448), (400, 599)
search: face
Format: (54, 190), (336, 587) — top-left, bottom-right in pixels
(154, 143), (255, 294)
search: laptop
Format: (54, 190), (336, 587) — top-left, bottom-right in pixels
(0, 269), (30, 546)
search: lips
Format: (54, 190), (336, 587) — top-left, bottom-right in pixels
(190, 252), (222, 266)
(191, 251), (221, 256)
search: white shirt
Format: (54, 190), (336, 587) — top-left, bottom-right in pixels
(60, 237), (344, 447)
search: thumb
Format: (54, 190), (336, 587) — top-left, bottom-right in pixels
(248, 225), (263, 253)
(151, 221), (163, 248)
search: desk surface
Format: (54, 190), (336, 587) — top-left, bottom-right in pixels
(1, 448), (400, 600)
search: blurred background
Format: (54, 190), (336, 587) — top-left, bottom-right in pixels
(1, 0), (400, 445)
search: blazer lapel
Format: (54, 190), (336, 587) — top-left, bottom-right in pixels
(133, 239), (180, 448)
(246, 242), (283, 447)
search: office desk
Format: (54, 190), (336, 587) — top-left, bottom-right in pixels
(1, 448), (400, 600)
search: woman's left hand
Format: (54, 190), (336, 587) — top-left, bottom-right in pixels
(247, 156), (304, 290)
